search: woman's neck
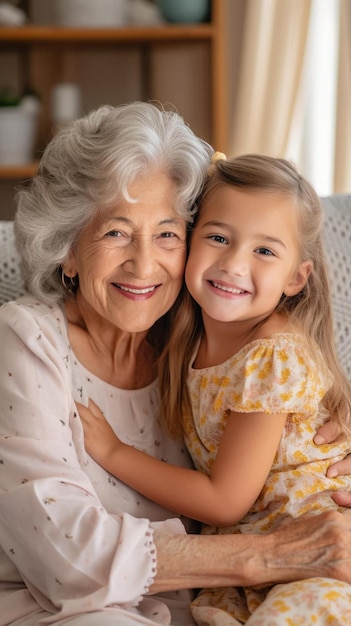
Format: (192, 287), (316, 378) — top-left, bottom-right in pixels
(64, 298), (158, 389)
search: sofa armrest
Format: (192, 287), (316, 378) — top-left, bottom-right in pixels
(321, 194), (351, 380)
(0, 220), (25, 305)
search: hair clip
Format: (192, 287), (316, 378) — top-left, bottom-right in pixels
(208, 151), (227, 176)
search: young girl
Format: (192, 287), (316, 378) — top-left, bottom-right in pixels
(80, 154), (351, 625)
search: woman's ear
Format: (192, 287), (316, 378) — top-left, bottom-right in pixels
(284, 260), (313, 297)
(61, 250), (77, 278)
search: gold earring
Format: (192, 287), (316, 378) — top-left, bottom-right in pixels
(61, 269), (78, 292)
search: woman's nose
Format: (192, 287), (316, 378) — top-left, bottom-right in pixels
(123, 238), (159, 276)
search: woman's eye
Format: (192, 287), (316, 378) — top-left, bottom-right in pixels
(209, 234), (228, 244)
(106, 230), (123, 238)
(104, 230), (131, 246)
(160, 231), (176, 238)
(158, 232), (182, 248)
(256, 247), (274, 256)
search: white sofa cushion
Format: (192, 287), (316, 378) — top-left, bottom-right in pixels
(0, 194), (350, 378)
(0, 219), (24, 304)
(321, 195), (351, 379)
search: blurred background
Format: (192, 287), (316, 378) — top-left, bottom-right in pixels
(0, 0), (350, 218)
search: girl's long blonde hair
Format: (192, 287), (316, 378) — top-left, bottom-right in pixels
(159, 154), (351, 437)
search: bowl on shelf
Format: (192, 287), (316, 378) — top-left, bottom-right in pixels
(156, 0), (210, 24)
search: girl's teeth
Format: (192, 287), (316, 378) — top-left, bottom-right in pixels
(212, 281), (244, 294)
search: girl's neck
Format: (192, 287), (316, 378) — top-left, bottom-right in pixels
(195, 310), (290, 369)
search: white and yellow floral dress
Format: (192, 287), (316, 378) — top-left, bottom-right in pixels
(185, 333), (351, 626)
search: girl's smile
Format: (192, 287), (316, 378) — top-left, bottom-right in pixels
(207, 279), (250, 297)
(185, 185), (311, 329)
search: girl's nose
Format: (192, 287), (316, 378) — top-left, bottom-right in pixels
(218, 249), (248, 275)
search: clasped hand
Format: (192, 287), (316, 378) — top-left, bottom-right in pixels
(78, 400), (351, 507)
(78, 400), (124, 466)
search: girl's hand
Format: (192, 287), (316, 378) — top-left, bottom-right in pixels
(77, 399), (123, 465)
(314, 419), (351, 507)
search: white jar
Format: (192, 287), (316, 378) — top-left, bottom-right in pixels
(51, 83), (81, 130)
(0, 107), (39, 165)
(52, 0), (127, 27)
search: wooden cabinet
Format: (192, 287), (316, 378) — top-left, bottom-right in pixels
(0, 0), (236, 190)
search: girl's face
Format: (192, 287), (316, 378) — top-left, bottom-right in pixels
(185, 185), (312, 326)
(63, 172), (187, 334)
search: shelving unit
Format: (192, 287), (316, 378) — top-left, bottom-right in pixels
(0, 0), (235, 192)
(0, 24), (214, 42)
(0, 162), (38, 179)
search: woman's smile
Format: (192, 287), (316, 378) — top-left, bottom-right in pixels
(111, 281), (161, 299)
(64, 171), (187, 333)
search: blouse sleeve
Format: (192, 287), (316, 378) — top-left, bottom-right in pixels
(0, 300), (156, 617)
(227, 335), (329, 415)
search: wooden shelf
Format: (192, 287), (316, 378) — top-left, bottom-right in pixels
(0, 23), (211, 180)
(0, 0), (232, 186)
(0, 162), (38, 179)
(0, 24), (213, 43)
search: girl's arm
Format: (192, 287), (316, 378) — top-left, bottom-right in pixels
(79, 399), (287, 526)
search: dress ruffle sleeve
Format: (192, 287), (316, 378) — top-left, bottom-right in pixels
(226, 334), (330, 415)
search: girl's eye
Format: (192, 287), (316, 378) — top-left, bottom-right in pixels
(209, 234), (228, 244)
(256, 247), (274, 256)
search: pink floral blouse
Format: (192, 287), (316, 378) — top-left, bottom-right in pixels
(0, 296), (193, 625)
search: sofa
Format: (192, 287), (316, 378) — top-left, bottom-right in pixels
(0, 193), (351, 380)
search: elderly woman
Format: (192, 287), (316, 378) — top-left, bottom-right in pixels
(0, 102), (351, 626)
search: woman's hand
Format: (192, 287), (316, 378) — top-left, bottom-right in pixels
(314, 419), (351, 507)
(78, 400), (123, 465)
(150, 510), (351, 593)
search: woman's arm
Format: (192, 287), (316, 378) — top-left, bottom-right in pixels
(151, 509), (351, 592)
(314, 419), (351, 505)
(3, 304), (351, 607)
(0, 303), (154, 611)
(79, 399), (287, 526)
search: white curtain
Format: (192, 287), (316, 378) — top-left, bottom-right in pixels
(334, 0), (351, 192)
(229, 0), (351, 195)
(287, 0), (339, 195)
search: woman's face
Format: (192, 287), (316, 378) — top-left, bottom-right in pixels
(64, 172), (187, 333)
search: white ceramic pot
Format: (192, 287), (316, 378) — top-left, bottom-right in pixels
(52, 0), (127, 27)
(0, 107), (39, 165)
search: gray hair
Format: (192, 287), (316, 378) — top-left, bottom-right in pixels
(15, 101), (213, 303)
